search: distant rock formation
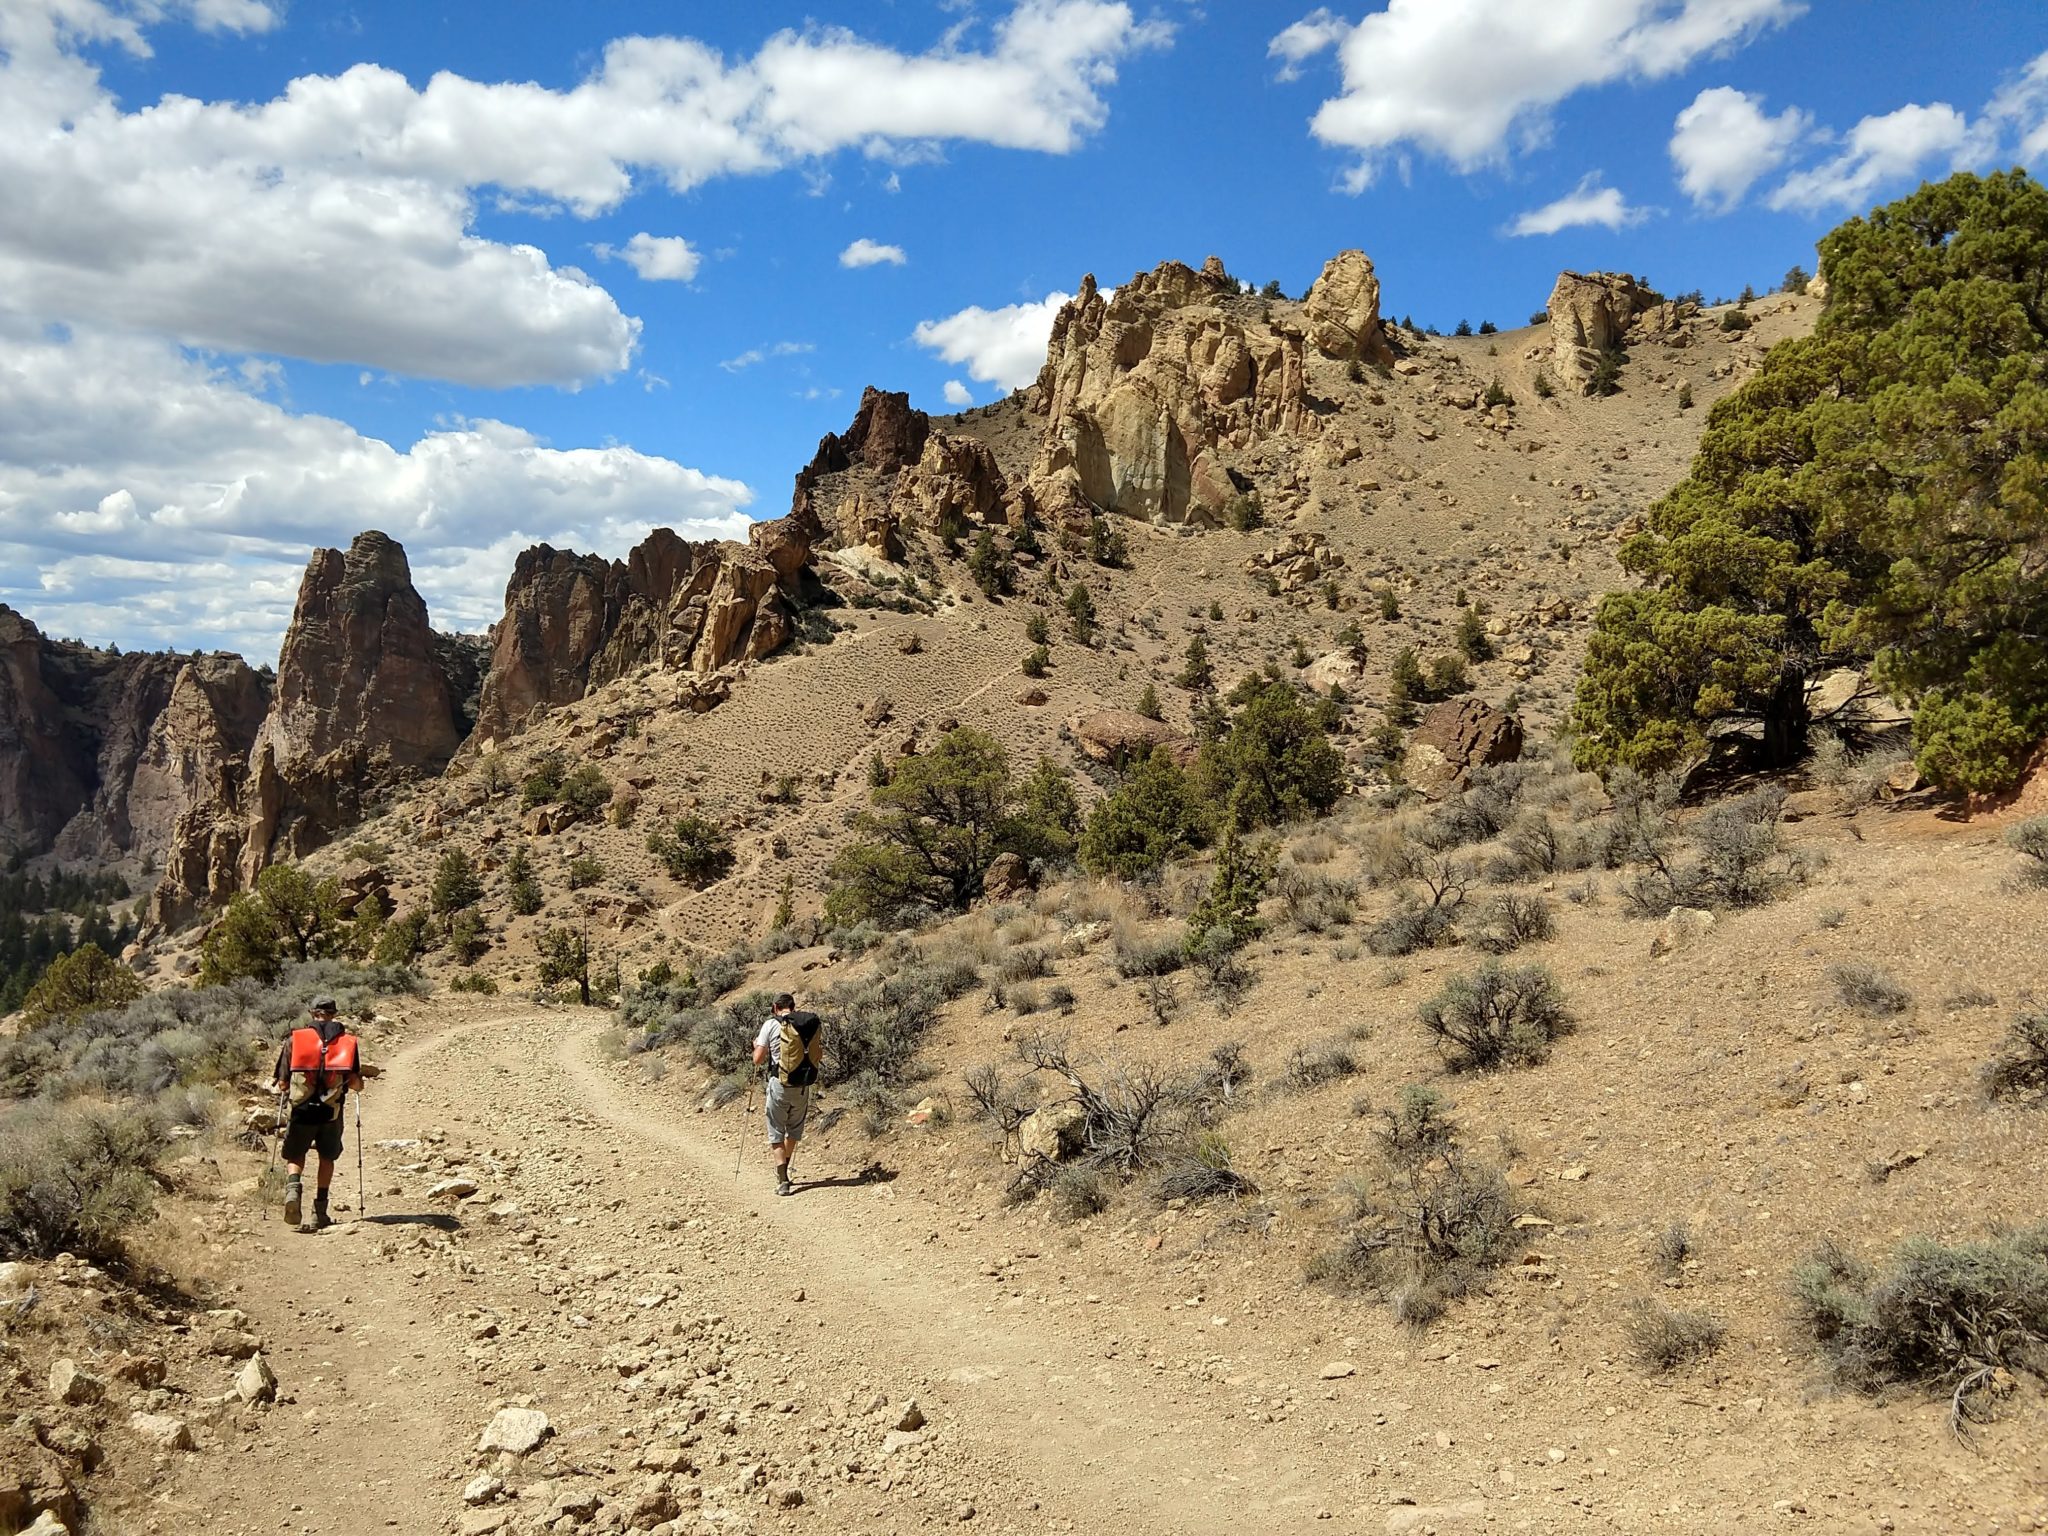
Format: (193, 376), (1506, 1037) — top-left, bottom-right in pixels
(789, 386), (932, 548)
(140, 658), (275, 926)
(0, 605), (92, 856)
(473, 516), (815, 744)
(1029, 257), (1315, 526)
(142, 533), (472, 925)
(790, 386), (1017, 559)
(1302, 250), (1392, 364)
(1545, 272), (1685, 392)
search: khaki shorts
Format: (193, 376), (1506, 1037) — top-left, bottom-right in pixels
(764, 1079), (812, 1144)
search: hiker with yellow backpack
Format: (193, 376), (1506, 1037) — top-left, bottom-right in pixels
(751, 992), (823, 1196)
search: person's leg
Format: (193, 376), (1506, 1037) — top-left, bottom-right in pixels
(281, 1124), (309, 1225)
(311, 1153), (336, 1226)
(777, 1085), (808, 1192)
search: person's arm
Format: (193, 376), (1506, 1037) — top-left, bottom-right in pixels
(752, 1021), (771, 1067)
(268, 1040), (290, 1093)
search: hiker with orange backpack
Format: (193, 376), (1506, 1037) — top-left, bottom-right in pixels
(751, 992), (823, 1196)
(267, 997), (366, 1232)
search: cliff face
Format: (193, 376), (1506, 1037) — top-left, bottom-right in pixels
(473, 516), (815, 744)
(0, 606), (88, 857)
(0, 605), (272, 873)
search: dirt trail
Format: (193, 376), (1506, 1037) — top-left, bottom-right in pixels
(158, 1005), (1354, 1536)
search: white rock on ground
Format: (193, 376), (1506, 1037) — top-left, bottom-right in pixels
(49, 1358), (104, 1405)
(235, 1353), (278, 1404)
(477, 1406), (552, 1456)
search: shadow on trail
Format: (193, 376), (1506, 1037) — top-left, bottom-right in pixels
(794, 1162), (896, 1193)
(361, 1212), (462, 1231)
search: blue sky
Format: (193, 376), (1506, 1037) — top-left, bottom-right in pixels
(2, 0), (2044, 658)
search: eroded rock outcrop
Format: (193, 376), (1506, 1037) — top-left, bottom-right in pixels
(240, 532), (466, 875)
(789, 387), (932, 549)
(1302, 250), (1392, 363)
(474, 517), (813, 743)
(1031, 258), (1315, 526)
(142, 658), (275, 927)
(889, 433), (1011, 538)
(1545, 272), (1669, 392)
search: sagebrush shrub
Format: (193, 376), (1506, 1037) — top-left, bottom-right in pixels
(1625, 1300), (1726, 1370)
(2009, 817), (2048, 887)
(1468, 893), (1556, 954)
(1829, 960), (1912, 1016)
(1418, 962), (1571, 1071)
(1984, 1012), (2048, 1102)
(0, 1102), (163, 1261)
(1310, 1091), (1518, 1325)
(1794, 1227), (2048, 1418)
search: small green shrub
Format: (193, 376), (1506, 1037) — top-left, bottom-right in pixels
(647, 815), (735, 886)
(566, 854), (606, 891)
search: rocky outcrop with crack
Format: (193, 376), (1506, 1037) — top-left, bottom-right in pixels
(1029, 256), (1315, 526)
(1302, 249), (1393, 364)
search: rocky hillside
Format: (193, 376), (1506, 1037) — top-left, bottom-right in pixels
(0, 248), (1814, 961)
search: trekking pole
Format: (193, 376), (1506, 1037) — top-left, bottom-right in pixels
(355, 1093), (368, 1218)
(263, 1094), (281, 1223)
(735, 1066), (756, 1180)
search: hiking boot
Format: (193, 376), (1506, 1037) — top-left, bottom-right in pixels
(311, 1197), (334, 1231)
(282, 1176), (302, 1227)
(776, 1169), (794, 1196)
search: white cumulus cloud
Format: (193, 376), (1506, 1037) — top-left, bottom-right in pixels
(1768, 102), (1971, 212)
(0, 1), (1167, 387)
(0, 326), (753, 659)
(1272, 0), (1803, 189)
(840, 238), (909, 268)
(602, 233), (703, 283)
(942, 379), (974, 406)
(1670, 86), (1810, 210)
(912, 291), (1072, 393)
(1508, 173), (1653, 236)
